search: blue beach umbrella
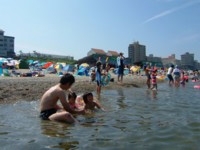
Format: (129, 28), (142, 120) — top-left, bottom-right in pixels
(62, 65), (74, 72)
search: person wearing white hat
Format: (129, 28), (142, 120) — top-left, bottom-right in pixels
(173, 65), (181, 87)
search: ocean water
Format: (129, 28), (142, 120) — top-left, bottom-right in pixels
(0, 81), (200, 150)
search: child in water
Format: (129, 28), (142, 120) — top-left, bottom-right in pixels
(151, 69), (157, 90)
(68, 92), (78, 110)
(82, 92), (104, 111)
(180, 71), (185, 85)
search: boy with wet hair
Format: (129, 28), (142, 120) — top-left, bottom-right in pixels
(40, 73), (84, 123)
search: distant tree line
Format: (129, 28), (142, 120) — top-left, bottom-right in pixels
(16, 55), (76, 65)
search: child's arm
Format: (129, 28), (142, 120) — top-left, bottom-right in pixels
(94, 101), (105, 111)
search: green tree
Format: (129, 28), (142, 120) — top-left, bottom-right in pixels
(19, 59), (29, 69)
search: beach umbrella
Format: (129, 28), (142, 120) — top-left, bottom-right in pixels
(56, 62), (66, 67)
(27, 59), (34, 65)
(42, 62), (53, 69)
(33, 60), (39, 65)
(80, 63), (89, 68)
(13, 60), (19, 65)
(130, 66), (140, 72)
(55, 63), (63, 70)
(12, 60), (20, 69)
(63, 64), (74, 72)
(77, 67), (86, 76)
(7, 59), (15, 67)
(0, 57), (7, 63)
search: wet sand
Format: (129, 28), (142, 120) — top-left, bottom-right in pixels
(0, 70), (148, 104)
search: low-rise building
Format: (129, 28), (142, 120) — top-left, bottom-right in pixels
(162, 54), (178, 68)
(107, 50), (119, 57)
(78, 48), (120, 66)
(146, 54), (163, 67)
(87, 48), (106, 56)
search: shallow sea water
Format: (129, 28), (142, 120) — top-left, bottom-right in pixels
(0, 81), (200, 150)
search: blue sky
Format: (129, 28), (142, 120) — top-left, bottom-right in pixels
(0, 0), (200, 61)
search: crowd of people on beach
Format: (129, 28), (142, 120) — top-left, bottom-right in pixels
(144, 63), (200, 90)
(38, 52), (200, 124)
(2, 55), (200, 124)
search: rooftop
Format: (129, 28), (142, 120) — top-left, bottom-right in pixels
(107, 50), (119, 56)
(91, 48), (106, 55)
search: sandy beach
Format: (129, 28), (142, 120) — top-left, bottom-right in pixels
(0, 69), (149, 104)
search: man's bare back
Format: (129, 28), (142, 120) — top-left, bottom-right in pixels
(40, 84), (66, 112)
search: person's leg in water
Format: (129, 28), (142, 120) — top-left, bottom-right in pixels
(146, 74), (151, 89)
(147, 78), (151, 89)
(121, 75), (123, 83)
(117, 67), (120, 82)
(118, 74), (120, 82)
(96, 80), (101, 96)
(118, 67), (123, 83)
(49, 111), (77, 124)
(168, 75), (174, 86)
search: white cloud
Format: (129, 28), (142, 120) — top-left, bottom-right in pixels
(143, 0), (200, 24)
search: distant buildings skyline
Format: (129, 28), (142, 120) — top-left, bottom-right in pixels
(0, 28), (199, 69)
(127, 41), (199, 69)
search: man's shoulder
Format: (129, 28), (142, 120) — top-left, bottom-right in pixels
(52, 85), (65, 94)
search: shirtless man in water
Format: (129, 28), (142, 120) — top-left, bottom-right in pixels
(40, 73), (84, 123)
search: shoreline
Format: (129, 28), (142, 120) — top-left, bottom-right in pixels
(0, 71), (153, 104)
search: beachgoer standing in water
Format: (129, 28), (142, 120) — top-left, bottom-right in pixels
(144, 64), (151, 89)
(173, 65), (181, 87)
(96, 60), (102, 96)
(167, 65), (174, 85)
(180, 70), (185, 86)
(151, 69), (157, 90)
(39, 73), (84, 123)
(117, 52), (125, 83)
